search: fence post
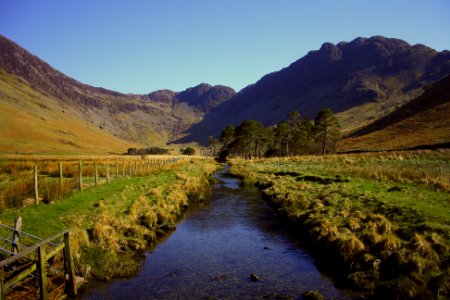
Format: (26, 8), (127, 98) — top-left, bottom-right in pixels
(140, 160), (144, 176)
(134, 161), (137, 176)
(122, 158), (125, 177)
(94, 162), (98, 186)
(34, 164), (39, 205)
(64, 232), (77, 296)
(59, 162), (63, 196)
(115, 159), (119, 179)
(106, 161), (110, 183)
(0, 266), (4, 300)
(78, 160), (83, 191)
(11, 216), (21, 254)
(128, 160), (132, 176)
(38, 245), (48, 300)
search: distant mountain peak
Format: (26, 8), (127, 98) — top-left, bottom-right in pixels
(317, 42), (342, 61)
(146, 83), (236, 113)
(179, 35), (450, 144)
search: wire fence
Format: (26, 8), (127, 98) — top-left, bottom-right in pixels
(0, 156), (183, 210)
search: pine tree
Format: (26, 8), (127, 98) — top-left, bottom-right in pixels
(313, 108), (340, 155)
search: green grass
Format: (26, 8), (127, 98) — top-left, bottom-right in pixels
(0, 174), (166, 236)
(229, 151), (450, 299)
(0, 159), (219, 280)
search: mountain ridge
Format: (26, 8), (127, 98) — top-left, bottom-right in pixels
(1, 34), (449, 153)
(0, 34), (235, 151)
(178, 36), (450, 144)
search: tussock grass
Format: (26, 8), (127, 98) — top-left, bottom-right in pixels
(0, 158), (219, 281)
(229, 150), (449, 298)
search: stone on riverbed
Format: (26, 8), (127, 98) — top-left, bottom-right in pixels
(250, 273), (260, 282)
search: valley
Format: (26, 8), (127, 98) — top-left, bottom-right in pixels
(1, 35), (450, 154)
(0, 32), (449, 300)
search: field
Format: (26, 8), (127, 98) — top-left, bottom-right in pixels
(0, 157), (219, 280)
(229, 150), (450, 299)
(0, 155), (185, 209)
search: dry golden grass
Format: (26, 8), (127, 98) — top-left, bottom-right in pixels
(0, 69), (142, 155)
(229, 154), (449, 298)
(339, 101), (450, 152)
(0, 156), (188, 210)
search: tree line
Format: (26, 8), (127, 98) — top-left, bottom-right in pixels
(210, 108), (340, 160)
(126, 147), (169, 155)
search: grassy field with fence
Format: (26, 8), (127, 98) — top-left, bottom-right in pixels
(0, 155), (183, 210)
(0, 157), (219, 281)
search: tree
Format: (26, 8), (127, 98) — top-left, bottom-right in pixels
(220, 125), (235, 146)
(218, 125), (236, 161)
(274, 121), (291, 156)
(180, 147), (196, 156)
(233, 120), (265, 159)
(208, 136), (219, 158)
(313, 108), (340, 155)
(127, 148), (138, 155)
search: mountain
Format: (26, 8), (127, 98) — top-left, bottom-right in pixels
(175, 83), (236, 113)
(0, 68), (142, 154)
(144, 84), (235, 126)
(0, 35), (234, 154)
(2, 34), (449, 153)
(179, 36), (450, 144)
(146, 83), (235, 113)
(339, 74), (450, 151)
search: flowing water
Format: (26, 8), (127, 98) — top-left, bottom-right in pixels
(81, 168), (357, 299)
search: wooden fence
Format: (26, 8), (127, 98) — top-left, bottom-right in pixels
(0, 226), (77, 300)
(1, 156), (182, 209)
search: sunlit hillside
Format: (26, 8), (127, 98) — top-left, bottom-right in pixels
(340, 75), (450, 151)
(0, 69), (142, 155)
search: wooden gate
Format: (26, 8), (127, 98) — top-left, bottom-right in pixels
(0, 224), (78, 300)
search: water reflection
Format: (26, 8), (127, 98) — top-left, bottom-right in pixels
(81, 168), (354, 299)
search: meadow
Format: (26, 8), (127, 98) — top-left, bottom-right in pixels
(0, 155), (181, 209)
(229, 150), (450, 299)
(0, 157), (219, 280)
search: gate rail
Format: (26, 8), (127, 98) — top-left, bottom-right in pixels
(0, 230), (77, 299)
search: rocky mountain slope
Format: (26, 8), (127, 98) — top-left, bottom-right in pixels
(339, 74), (450, 151)
(180, 36), (450, 144)
(1, 34), (449, 153)
(148, 83), (235, 113)
(0, 35), (235, 153)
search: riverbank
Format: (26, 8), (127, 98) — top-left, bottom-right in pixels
(228, 150), (450, 299)
(81, 165), (354, 299)
(0, 158), (219, 280)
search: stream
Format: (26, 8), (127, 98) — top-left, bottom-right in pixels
(80, 168), (357, 299)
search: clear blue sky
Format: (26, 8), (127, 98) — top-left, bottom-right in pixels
(1, 1), (449, 94)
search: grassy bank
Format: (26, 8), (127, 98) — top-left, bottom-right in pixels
(0, 158), (219, 280)
(229, 150), (450, 299)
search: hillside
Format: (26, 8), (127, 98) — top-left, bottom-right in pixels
(339, 75), (450, 151)
(0, 68), (140, 154)
(179, 36), (450, 144)
(2, 34), (450, 153)
(0, 35), (235, 153)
